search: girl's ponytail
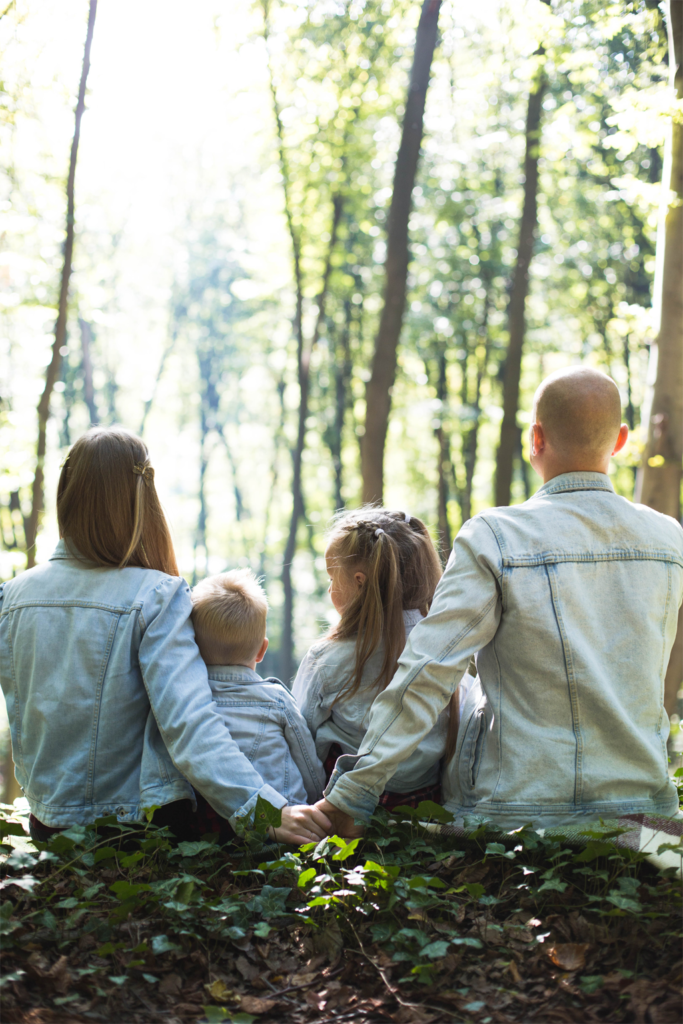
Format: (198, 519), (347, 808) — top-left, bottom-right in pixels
(326, 507), (441, 702)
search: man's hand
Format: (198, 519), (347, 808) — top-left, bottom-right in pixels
(269, 804), (332, 846)
(314, 797), (365, 838)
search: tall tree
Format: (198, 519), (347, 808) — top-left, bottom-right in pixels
(494, 49), (547, 508)
(361, 0), (441, 505)
(24, 0), (98, 567)
(636, 0), (683, 714)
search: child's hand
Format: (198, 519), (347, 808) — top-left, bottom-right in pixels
(314, 797), (365, 839)
(270, 804), (332, 846)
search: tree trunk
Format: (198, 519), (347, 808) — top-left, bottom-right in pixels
(331, 299), (353, 512)
(24, 0), (97, 567)
(494, 63), (546, 508)
(636, 0), (683, 714)
(78, 318), (98, 426)
(434, 351), (452, 562)
(361, 0), (441, 505)
(280, 195), (343, 683)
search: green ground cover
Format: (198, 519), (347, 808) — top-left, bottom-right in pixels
(0, 799), (681, 1024)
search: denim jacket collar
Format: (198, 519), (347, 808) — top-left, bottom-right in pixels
(535, 471), (615, 498)
(49, 539), (74, 561)
(207, 665), (262, 684)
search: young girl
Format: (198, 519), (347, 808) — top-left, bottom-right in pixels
(0, 426), (329, 846)
(293, 507), (460, 809)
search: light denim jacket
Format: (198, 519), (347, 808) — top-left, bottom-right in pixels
(292, 610), (448, 792)
(327, 473), (683, 827)
(0, 541), (288, 828)
(207, 665), (325, 805)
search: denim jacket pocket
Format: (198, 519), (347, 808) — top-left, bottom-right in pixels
(459, 690), (489, 794)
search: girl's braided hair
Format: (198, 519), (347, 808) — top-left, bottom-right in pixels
(326, 506), (442, 702)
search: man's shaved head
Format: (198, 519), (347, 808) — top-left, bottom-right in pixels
(533, 367), (622, 460)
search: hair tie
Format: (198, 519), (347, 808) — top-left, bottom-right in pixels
(404, 512), (411, 523)
(132, 462), (154, 485)
(375, 527), (384, 538)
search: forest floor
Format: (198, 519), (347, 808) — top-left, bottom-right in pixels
(0, 800), (681, 1024)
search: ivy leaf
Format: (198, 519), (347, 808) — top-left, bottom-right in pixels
(109, 880), (151, 901)
(574, 841), (614, 862)
(253, 921), (272, 938)
(330, 836), (361, 861)
(151, 934), (181, 954)
(606, 892), (642, 912)
(253, 797), (282, 834)
(420, 939), (451, 958)
(0, 821), (27, 839)
(174, 841), (218, 859)
(298, 867), (317, 888)
(0, 970), (26, 988)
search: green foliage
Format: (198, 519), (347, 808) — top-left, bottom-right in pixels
(0, 804), (680, 1020)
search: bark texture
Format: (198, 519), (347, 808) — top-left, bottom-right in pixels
(636, 0), (683, 713)
(361, 0), (441, 504)
(494, 63), (546, 508)
(25, 0), (97, 567)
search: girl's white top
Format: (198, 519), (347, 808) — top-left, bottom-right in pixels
(292, 609), (460, 792)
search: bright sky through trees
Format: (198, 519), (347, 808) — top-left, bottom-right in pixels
(1, 0), (677, 678)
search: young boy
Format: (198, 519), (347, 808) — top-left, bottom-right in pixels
(191, 570), (325, 807)
(320, 366), (683, 834)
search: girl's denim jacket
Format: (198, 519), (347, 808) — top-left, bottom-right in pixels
(327, 473), (683, 828)
(292, 610), (448, 792)
(0, 542), (287, 828)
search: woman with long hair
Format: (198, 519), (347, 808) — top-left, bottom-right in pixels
(0, 427), (329, 845)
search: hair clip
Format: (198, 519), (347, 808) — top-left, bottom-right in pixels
(132, 462), (154, 484)
(404, 512), (411, 522)
(375, 527), (385, 538)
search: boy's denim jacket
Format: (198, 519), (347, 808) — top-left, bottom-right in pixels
(207, 666), (325, 805)
(327, 473), (683, 828)
(292, 610), (448, 792)
(0, 541), (288, 828)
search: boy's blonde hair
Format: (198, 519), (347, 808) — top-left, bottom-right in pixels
(191, 569), (268, 666)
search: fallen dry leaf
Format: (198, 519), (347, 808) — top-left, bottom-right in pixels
(547, 943), (589, 972)
(159, 972), (183, 997)
(239, 995), (278, 1014)
(204, 978), (235, 1003)
(392, 1005), (437, 1023)
(289, 970), (318, 987)
(235, 954), (261, 981)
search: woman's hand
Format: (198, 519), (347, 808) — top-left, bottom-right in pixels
(269, 804), (332, 846)
(313, 798), (365, 838)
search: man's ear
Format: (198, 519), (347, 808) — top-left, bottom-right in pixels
(353, 571), (367, 590)
(611, 424), (629, 455)
(255, 637), (269, 664)
(530, 422), (545, 457)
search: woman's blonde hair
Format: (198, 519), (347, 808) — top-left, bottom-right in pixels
(326, 507), (442, 702)
(57, 426), (179, 577)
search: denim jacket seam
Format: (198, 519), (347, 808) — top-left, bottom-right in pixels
(476, 515), (507, 608)
(501, 550), (683, 567)
(658, 563), (673, 764)
(545, 562), (583, 803)
(5, 610), (25, 779)
(86, 613), (121, 802)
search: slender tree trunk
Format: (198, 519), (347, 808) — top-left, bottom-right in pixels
(193, 415), (210, 587)
(24, 0), (97, 567)
(361, 0), (441, 504)
(78, 318), (98, 426)
(139, 320), (179, 437)
(636, 0), (683, 715)
(280, 195), (343, 682)
(330, 298), (353, 512)
(434, 350), (452, 562)
(259, 376), (286, 579)
(494, 62), (546, 508)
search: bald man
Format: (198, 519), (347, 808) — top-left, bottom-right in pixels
(319, 367), (683, 834)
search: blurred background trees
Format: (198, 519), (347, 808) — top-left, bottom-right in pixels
(1, 0), (681, 781)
